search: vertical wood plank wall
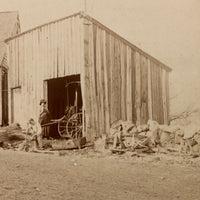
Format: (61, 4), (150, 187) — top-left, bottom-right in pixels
(7, 13), (170, 137)
(7, 15), (83, 128)
(83, 19), (170, 139)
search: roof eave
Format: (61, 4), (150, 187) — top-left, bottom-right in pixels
(4, 11), (172, 72)
(80, 13), (172, 72)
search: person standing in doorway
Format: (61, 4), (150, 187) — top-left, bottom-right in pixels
(38, 99), (51, 139)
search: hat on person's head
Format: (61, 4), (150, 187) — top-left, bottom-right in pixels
(28, 118), (35, 125)
(28, 118), (35, 123)
(40, 99), (47, 105)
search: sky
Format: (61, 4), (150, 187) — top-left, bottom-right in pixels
(1, 0), (200, 114)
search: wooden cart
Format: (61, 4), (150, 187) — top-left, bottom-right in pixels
(43, 81), (83, 139)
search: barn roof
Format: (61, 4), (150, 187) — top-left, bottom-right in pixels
(0, 11), (19, 66)
(5, 11), (172, 72)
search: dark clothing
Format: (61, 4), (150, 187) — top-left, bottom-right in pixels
(39, 108), (50, 125)
(39, 108), (50, 138)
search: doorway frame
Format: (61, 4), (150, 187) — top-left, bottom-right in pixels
(43, 75), (85, 137)
(10, 86), (21, 123)
(0, 66), (9, 126)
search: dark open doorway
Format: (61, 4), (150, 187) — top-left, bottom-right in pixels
(1, 67), (8, 126)
(47, 74), (82, 137)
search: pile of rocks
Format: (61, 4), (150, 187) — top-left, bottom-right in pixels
(109, 120), (195, 155)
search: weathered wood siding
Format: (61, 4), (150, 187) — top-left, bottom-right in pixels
(83, 17), (170, 139)
(0, 15), (20, 126)
(7, 14), (84, 127)
(6, 13), (171, 138)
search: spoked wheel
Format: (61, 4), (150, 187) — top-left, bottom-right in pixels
(66, 112), (82, 139)
(58, 116), (68, 137)
(57, 106), (76, 138)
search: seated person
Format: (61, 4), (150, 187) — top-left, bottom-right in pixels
(26, 118), (43, 150)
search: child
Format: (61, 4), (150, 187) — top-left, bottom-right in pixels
(26, 118), (43, 150)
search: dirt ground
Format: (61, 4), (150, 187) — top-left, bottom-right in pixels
(0, 149), (200, 200)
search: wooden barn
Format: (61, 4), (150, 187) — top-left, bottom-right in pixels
(5, 12), (171, 139)
(0, 11), (20, 126)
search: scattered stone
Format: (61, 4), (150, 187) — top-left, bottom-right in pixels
(94, 135), (107, 152)
(109, 119), (200, 158)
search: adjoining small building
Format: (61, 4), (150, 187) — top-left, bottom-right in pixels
(5, 12), (172, 139)
(0, 11), (20, 126)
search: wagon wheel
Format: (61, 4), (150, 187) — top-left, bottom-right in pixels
(57, 116), (68, 137)
(58, 107), (76, 138)
(66, 112), (82, 139)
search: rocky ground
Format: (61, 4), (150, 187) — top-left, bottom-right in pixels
(1, 117), (200, 200)
(0, 149), (200, 200)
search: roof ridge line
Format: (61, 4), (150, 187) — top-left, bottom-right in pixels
(4, 11), (172, 71)
(0, 11), (18, 13)
(5, 11), (82, 43)
(80, 14), (172, 71)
